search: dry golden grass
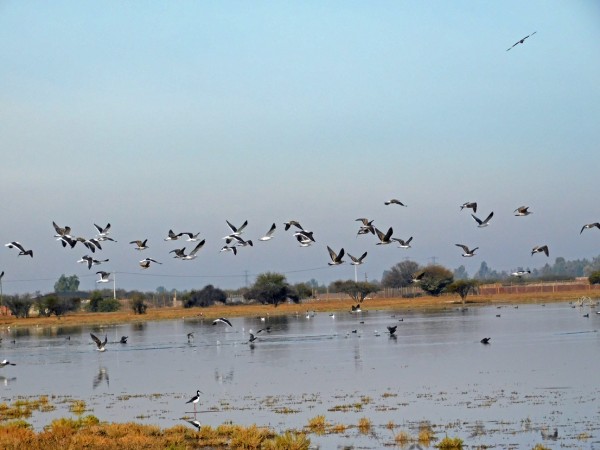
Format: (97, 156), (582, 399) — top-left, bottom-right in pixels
(394, 430), (411, 445)
(0, 416), (311, 450)
(357, 417), (372, 434)
(306, 415), (328, 435)
(0, 397), (56, 421)
(0, 289), (586, 329)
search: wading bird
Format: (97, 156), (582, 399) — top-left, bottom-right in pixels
(0, 360), (16, 368)
(186, 390), (202, 412)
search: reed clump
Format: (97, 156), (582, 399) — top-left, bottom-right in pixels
(437, 435), (463, 449)
(357, 417), (372, 434)
(306, 415), (328, 435)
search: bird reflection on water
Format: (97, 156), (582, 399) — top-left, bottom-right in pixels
(93, 367), (109, 389)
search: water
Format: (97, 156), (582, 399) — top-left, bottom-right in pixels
(1, 302), (600, 448)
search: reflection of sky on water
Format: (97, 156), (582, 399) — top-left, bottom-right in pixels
(1, 302), (599, 448)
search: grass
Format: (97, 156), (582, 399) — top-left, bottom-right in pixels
(357, 417), (372, 434)
(0, 396), (56, 421)
(306, 415), (328, 435)
(437, 435), (463, 449)
(0, 417), (310, 450)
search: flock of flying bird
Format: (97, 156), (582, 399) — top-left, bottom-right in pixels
(2, 195), (600, 286)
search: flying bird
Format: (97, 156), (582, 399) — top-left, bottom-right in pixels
(283, 220), (304, 231)
(230, 235), (253, 247)
(94, 223), (111, 237)
(348, 252), (367, 265)
(5, 242), (33, 257)
(411, 271), (425, 283)
(375, 227), (394, 245)
(455, 244), (478, 257)
(225, 219), (248, 237)
(514, 206), (532, 216)
(460, 202), (477, 213)
(480, 337), (491, 344)
(77, 255), (109, 270)
(171, 240), (206, 260)
(96, 271), (111, 283)
(164, 229), (181, 241)
(0, 360), (16, 368)
(531, 245), (549, 257)
(90, 333), (108, 352)
(130, 239), (149, 250)
(387, 325), (397, 335)
(52, 221), (72, 237)
(220, 245), (237, 255)
(384, 199), (407, 206)
(139, 258), (162, 269)
(393, 237), (412, 248)
(327, 246), (345, 265)
(213, 317), (233, 327)
(258, 223), (277, 241)
(506, 31), (537, 51)
(471, 212), (494, 228)
(179, 232), (201, 241)
(580, 223), (600, 234)
(356, 218), (375, 236)
(295, 234), (312, 247)
(511, 270), (531, 277)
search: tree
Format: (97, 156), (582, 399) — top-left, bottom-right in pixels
(447, 280), (479, 304)
(381, 260), (420, 288)
(244, 272), (299, 306)
(87, 291), (104, 312)
(330, 280), (379, 303)
(183, 285), (227, 308)
(4, 294), (34, 318)
(293, 282), (314, 300)
(453, 265), (469, 280)
(419, 265), (454, 296)
(588, 271), (600, 284)
(87, 290), (120, 312)
(54, 274), (80, 293)
(36, 295), (81, 317)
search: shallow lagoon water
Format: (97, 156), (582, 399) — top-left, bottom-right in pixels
(2, 301), (600, 448)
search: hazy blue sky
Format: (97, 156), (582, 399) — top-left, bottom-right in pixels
(1, 1), (599, 294)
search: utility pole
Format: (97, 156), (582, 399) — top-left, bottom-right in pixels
(113, 272), (116, 300)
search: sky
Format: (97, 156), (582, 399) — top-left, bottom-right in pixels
(1, 1), (599, 295)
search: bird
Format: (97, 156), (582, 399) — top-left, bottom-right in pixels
(393, 237), (413, 248)
(76, 237), (102, 253)
(119, 336), (128, 344)
(5, 242), (33, 257)
(511, 270), (531, 277)
(169, 247), (187, 259)
(480, 337), (491, 344)
(327, 246), (345, 265)
(52, 221), (72, 237)
(351, 304), (362, 313)
(356, 218), (375, 236)
(0, 360), (16, 368)
(0, 271), (4, 281)
(258, 223), (277, 241)
(514, 206), (532, 216)
(580, 223), (600, 234)
(185, 390), (202, 412)
(506, 31), (537, 51)
(230, 235), (253, 247)
(225, 219), (248, 237)
(283, 220), (304, 231)
(57, 235), (77, 248)
(455, 244), (478, 257)
(220, 245), (237, 255)
(178, 232), (201, 241)
(460, 202), (477, 213)
(130, 239), (149, 250)
(411, 271), (425, 283)
(139, 258), (161, 269)
(387, 325), (397, 335)
(348, 252), (367, 265)
(93, 223), (111, 237)
(295, 234), (312, 247)
(96, 271), (111, 283)
(77, 255), (109, 270)
(187, 332), (194, 342)
(172, 240), (206, 260)
(164, 229), (181, 241)
(213, 317), (233, 327)
(384, 199), (407, 206)
(375, 227), (394, 245)
(532, 245), (549, 257)
(248, 330), (259, 343)
(293, 229), (315, 243)
(471, 212), (494, 228)
(90, 333), (108, 352)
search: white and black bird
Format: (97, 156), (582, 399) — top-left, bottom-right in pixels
(506, 31), (537, 51)
(295, 234), (312, 247)
(76, 237), (102, 253)
(130, 239), (149, 250)
(5, 242), (33, 258)
(348, 252), (367, 265)
(375, 227), (394, 245)
(455, 244), (478, 257)
(0, 360), (16, 368)
(471, 212), (494, 228)
(283, 220), (304, 231)
(258, 223), (277, 241)
(580, 223), (600, 234)
(57, 235), (77, 249)
(53, 221), (72, 237)
(185, 390), (202, 412)
(213, 317), (233, 327)
(185, 419), (201, 430)
(460, 202), (477, 213)
(164, 229), (181, 241)
(225, 219), (248, 237)
(171, 240), (206, 260)
(511, 270), (531, 277)
(96, 271), (111, 283)
(139, 258), (161, 269)
(514, 206), (532, 216)
(179, 232), (201, 241)
(327, 246), (345, 265)
(78, 255), (109, 270)
(394, 237), (413, 248)
(94, 223), (111, 237)
(90, 333), (108, 352)
(220, 245), (237, 255)
(293, 229), (315, 243)
(531, 245), (549, 257)
(230, 235), (253, 247)
(411, 271), (425, 283)
(384, 199), (407, 206)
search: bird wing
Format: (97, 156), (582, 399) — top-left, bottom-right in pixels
(327, 246), (338, 261)
(471, 214), (483, 225)
(384, 227), (394, 241)
(337, 248), (345, 261)
(189, 240), (206, 255)
(455, 244), (469, 253)
(237, 220), (248, 233)
(90, 333), (102, 347)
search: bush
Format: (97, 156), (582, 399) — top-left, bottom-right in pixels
(419, 265), (454, 296)
(130, 293), (147, 314)
(183, 285), (227, 308)
(97, 298), (121, 312)
(4, 295), (35, 318)
(588, 271), (600, 285)
(36, 296), (81, 317)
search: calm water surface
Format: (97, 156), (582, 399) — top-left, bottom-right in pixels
(2, 301), (600, 449)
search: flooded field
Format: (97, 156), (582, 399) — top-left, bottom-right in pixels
(1, 301), (599, 448)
